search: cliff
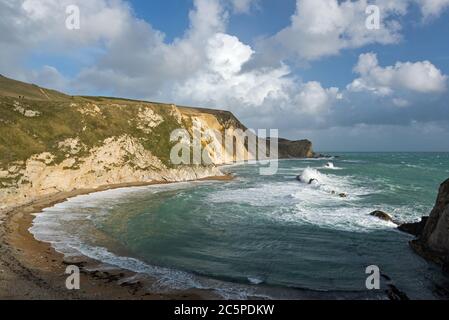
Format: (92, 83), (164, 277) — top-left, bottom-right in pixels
(0, 75), (315, 211)
(410, 178), (449, 270)
(278, 138), (315, 159)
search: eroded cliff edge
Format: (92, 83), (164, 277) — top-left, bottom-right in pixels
(0, 75), (315, 211)
(410, 178), (449, 270)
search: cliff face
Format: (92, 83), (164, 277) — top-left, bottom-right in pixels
(278, 139), (315, 159)
(0, 76), (314, 211)
(411, 178), (449, 267)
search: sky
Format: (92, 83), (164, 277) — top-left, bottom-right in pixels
(1, 0), (449, 151)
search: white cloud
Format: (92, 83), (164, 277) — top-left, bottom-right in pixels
(0, 0), (140, 79)
(294, 82), (342, 115)
(174, 33), (293, 108)
(348, 53), (448, 95)
(28, 65), (69, 91)
(187, 0), (227, 40)
(20, 0), (133, 45)
(257, 0), (407, 62)
(417, 0), (449, 19)
(74, 0), (229, 98)
(392, 98), (410, 107)
(206, 33), (254, 77)
(228, 0), (258, 14)
(173, 32), (342, 122)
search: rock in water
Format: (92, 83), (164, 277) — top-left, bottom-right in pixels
(370, 210), (394, 222)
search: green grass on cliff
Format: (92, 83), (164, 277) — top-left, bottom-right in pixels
(0, 75), (264, 172)
(0, 96), (185, 169)
(0, 75), (70, 101)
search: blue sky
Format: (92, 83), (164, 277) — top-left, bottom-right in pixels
(129, 0), (449, 87)
(1, 0), (449, 151)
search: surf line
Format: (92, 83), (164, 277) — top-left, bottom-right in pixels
(174, 304), (208, 318)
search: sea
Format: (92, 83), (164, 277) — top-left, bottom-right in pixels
(30, 153), (449, 299)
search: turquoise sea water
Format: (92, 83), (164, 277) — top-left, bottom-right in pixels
(31, 153), (449, 299)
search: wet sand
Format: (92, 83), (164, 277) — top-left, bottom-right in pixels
(0, 176), (233, 300)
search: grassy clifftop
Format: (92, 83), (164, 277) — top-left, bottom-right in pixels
(0, 76), (247, 169)
(0, 75), (70, 101)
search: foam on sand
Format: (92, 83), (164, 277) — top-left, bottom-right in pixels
(29, 182), (265, 299)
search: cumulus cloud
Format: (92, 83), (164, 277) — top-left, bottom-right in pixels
(257, 0), (407, 62)
(294, 82), (342, 115)
(348, 52), (447, 95)
(172, 32), (342, 130)
(0, 0), (137, 79)
(255, 0), (449, 63)
(75, 0), (229, 98)
(174, 33), (293, 107)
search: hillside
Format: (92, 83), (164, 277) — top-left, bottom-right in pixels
(0, 75), (70, 101)
(0, 75), (315, 210)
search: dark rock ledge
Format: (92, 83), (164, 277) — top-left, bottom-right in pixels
(368, 179), (449, 299)
(409, 178), (449, 273)
(381, 178), (449, 275)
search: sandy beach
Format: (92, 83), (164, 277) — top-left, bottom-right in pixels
(0, 176), (233, 300)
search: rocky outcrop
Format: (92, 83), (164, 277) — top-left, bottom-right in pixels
(277, 139), (315, 158)
(0, 135), (223, 210)
(370, 210), (395, 223)
(410, 178), (449, 269)
(398, 217), (428, 237)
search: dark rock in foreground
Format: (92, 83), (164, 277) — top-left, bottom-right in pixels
(386, 284), (410, 301)
(398, 217), (428, 237)
(409, 178), (449, 271)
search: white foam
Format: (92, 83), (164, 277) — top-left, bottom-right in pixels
(291, 157), (335, 161)
(296, 168), (363, 195)
(248, 276), (265, 285)
(207, 167), (386, 232)
(279, 206), (397, 232)
(325, 162), (334, 169)
(32, 211), (260, 299)
(298, 168), (327, 185)
(322, 162), (342, 170)
(340, 159), (366, 164)
(30, 182), (263, 299)
(207, 182), (297, 206)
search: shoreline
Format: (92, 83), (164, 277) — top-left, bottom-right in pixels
(0, 175), (233, 300)
(2, 156), (441, 300)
